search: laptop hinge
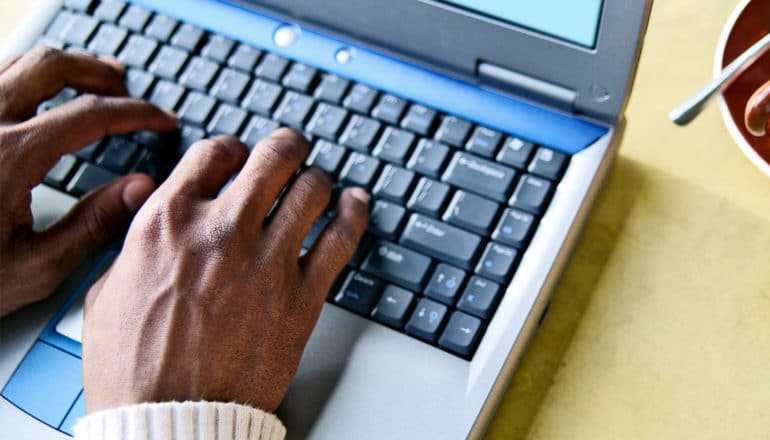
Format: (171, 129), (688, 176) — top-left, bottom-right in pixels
(477, 62), (577, 113)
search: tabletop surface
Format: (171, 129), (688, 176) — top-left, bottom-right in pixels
(2, 1), (769, 439)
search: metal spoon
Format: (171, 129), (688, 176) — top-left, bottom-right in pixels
(669, 33), (770, 126)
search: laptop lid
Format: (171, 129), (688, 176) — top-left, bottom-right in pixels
(227, 0), (652, 123)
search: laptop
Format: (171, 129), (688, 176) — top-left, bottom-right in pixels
(0, 0), (652, 438)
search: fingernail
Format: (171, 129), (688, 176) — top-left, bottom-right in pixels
(349, 187), (370, 205)
(162, 109), (178, 120)
(122, 177), (156, 213)
(101, 56), (125, 73)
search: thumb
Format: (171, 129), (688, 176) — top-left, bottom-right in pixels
(33, 173), (155, 280)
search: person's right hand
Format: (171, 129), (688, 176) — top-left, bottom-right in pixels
(82, 129), (369, 414)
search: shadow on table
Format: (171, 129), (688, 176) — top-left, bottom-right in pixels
(484, 156), (644, 440)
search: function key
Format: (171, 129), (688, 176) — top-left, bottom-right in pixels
(243, 79), (282, 116)
(405, 298), (448, 343)
(528, 147), (568, 181)
(67, 163), (118, 197)
(492, 208), (536, 249)
(307, 103), (348, 141)
(424, 263), (466, 306)
(475, 243), (519, 283)
(372, 127), (414, 165)
(87, 24), (128, 56)
(339, 115), (381, 152)
(211, 68), (250, 103)
(144, 14), (178, 41)
(315, 74), (350, 104)
(340, 152), (380, 189)
(401, 104), (436, 136)
(435, 116), (472, 148)
(149, 46), (189, 80)
(93, 1), (126, 23)
(497, 137), (535, 169)
(371, 285), (414, 329)
(118, 35), (158, 69)
(406, 139), (450, 178)
(406, 177), (450, 217)
(334, 271), (384, 315)
(201, 35), (235, 63)
(343, 83), (378, 114)
(282, 63), (318, 93)
(119, 4), (152, 33)
(442, 190), (499, 235)
(171, 23), (205, 52)
(44, 155), (78, 188)
(368, 200), (406, 240)
(509, 175), (553, 215)
(274, 91), (314, 128)
(465, 126), (502, 158)
(372, 94), (407, 124)
(255, 53), (289, 82)
(456, 276), (501, 320)
(442, 152), (517, 203)
(228, 44), (262, 72)
(438, 311), (483, 358)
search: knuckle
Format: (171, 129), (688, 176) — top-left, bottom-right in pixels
(295, 168), (332, 200)
(260, 131), (308, 168)
(29, 46), (64, 67)
(130, 198), (185, 241)
(193, 137), (239, 163)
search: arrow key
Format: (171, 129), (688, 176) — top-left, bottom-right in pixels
(439, 311), (483, 358)
(405, 298), (448, 343)
(371, 285), (414, 329)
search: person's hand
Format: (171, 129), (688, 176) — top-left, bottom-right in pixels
(0, 47), (177, 317)
(82, 129), (369, 413)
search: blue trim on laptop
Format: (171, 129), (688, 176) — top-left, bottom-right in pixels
(128, 0), (608, 154)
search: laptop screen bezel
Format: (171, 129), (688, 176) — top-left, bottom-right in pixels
(226, 0), (652, 122)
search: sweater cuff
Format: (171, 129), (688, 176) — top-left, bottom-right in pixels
(73, 401), (286, 440)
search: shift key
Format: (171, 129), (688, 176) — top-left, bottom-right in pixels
(400, 214), (482, 270)
(442, 152), (516, 202)
(362, 241), (432, 291)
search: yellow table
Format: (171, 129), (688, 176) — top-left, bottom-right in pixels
(2, 1), (769, 439)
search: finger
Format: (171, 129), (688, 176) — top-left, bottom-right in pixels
(301, 188), (369, 293)
(745, 83), (770, 137)
(0, 55), (21, 74)
(31, 173), (155, 286)
(265, 167), (333, 258)
(225, 128), (310, 222)
(159, 136), (249, 199)
(10, 95), (177, 185)
(0, 47), (128, 121)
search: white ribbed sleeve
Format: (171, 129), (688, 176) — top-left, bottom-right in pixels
(73, 401), (286, 440)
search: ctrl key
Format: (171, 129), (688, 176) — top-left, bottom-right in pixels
(334, 271), (383, 315)
(439, 311), (483, 358)
(405, 298), (448, 343)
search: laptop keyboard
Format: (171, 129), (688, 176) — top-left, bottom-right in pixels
(39, 0), (570, 359)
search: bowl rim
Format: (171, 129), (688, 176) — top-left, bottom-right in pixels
(715, 0), (770, 177)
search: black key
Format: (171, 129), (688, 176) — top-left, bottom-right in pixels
(148, 80), (184, 110)
(301, 215), (330, 255)
(241, 116), (279, 147)
(340, 153), (380, 188)
(179, 125), (205, 153)
(133, 131), (164, 150)
(497, 137), (535, 169)
(64, 0), (93, 12)
(509, 175), (553, 215)
(372, 165), (414, 203)
(211, 68), (250, 103)
(406, 139), (450, 178)
(243, 79), (282, 116)
(145, 14), (178, 42)
(401, 104), (437, 136)
(439, 311), (483, 357)
(307, 103), (348, 140)
(74, 140), (103, 161)
(442, 152), (517, 202)
(180, 57), (219, 91)
(466, 126), (502, 158)
(149, 46), (189, 80)
(171, 23), (205, 52)
(334, 271), (383, 315)
(94, 1), (125, 22)
(456, 276), (501, 320)
(362, 241), (431, 291)
(282, 63), (318, 93)
(339, 115), (380, 152)
(208, 104), (248, 136)
(228, 44), (261, 72)
(343, 83), (377, 114)
(424, 263), (466, 306)
(132, 148), (175, 182)
(371, 285), (414, 329)
(372, 127), (414, 164)
(528, 147), (568, 181)
(315, 74), (349, 104)
(372, 94), (407, 124)
(435, 116), (472, 148)
(124, 69), (154, 100)
(87, 24), (127, 56)
(443, 190), (499, 235)
(492, 208), (536, 248)
(57, 13), (98, 47)
(476, 243), (518, 283)
(118, 35), (158, 68)
(67, 163), (118, 197)
(178, 92), (216, 126)
(308, 140), (346, 175)
(406, 177), (450, 216)
(400, 213), (482, 270)
(201, 35), (234, 63)
(255, 53), (289, 82)
(97, 137), (139, 172)
(44, 155), (78, 188)
(118, 5), (151, 32)
(274, 92), (314, 128)
(405, 298), (448, 343)
(368, 200), (406, 240)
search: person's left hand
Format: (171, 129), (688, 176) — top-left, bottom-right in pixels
(0, 47), (178, 317)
